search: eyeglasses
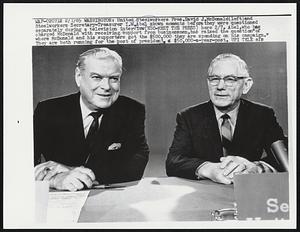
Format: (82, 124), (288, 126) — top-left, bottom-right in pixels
(207, 75), (246, 87)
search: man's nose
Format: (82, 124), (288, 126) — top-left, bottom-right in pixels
(99, 77), (111, 90)
(217, 79), (226, 89)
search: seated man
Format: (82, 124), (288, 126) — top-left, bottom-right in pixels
(34, 47), (149, 191)
(166, 53), (287, 184)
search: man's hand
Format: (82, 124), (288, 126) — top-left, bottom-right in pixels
(197, 162), (232, 185)
(35, 161), (72, 181)
(50, 166), (97, 192)
(219, 156), (261, 178)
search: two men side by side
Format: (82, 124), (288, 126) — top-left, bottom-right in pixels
(166, 53), (287, 184)
(34, 49), (287, 191)
(34, 48), (149, 191)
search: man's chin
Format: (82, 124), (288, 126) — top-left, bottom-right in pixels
(95, 102), (112, 109)
(93, 94), (119, 109)
(213, 101), (231, 110)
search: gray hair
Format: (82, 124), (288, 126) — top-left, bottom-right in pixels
(208, 53), (250, 77)
(76, 47), (122, 72)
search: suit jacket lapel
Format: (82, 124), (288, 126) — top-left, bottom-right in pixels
(92, 99), (122, 153)
(65, 92), (87, 163)
(232, 99), (250, 148)
(205, 101), (223, 159)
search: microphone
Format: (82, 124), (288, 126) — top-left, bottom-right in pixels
(270, 140), (288, 172)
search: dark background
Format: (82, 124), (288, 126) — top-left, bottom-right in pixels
(32, 42), (288, 177)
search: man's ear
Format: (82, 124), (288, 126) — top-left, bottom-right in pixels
(75, 67), (81, 87)
(242, 77), (253, 94)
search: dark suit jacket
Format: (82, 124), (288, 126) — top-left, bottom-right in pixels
(34, 92), (149, 184)
(166, 99), (286, 179)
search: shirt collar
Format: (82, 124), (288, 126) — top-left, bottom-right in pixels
(79, 95), (94, 121)
(213, 101), (240, 126)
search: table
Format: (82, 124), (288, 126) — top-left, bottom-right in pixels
(78, 177), (235, 222)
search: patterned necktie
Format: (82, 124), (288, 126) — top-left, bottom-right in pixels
(221, 114), (232, 156)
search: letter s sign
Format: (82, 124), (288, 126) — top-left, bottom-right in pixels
(267, 198), (279, 213)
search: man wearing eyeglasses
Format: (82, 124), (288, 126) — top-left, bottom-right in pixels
(166, 53), (286, 184)
(34, 47), (149, 191)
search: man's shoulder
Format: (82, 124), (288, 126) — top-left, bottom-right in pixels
(240, 99), (274, 113)
(178, 99), (275, 119)
(115, 95), (145, 110)
(35, 93), (79, 115)
(37, 92), (79, 107)
(180, 100), (212, 116)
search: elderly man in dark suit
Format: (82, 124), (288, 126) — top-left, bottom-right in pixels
(34, 47), (149, 191)
(166, 53), (286, 184)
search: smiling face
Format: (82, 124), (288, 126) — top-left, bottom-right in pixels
(207, 58), (253, 112)
(75, 56), (122, 110)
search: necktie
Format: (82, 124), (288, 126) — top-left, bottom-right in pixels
(221, 114), (232, 156)
(84, 111), (104, 164)
(86, 111), (103, 142)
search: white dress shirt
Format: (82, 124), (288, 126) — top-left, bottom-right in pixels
(79, 96), (103, 138)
